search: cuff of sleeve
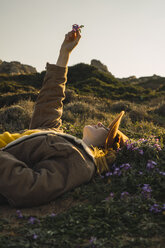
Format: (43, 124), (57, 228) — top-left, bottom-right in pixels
(46, 63), (68, 74)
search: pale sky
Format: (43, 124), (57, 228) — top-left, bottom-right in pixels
(0, 0), (165, 78)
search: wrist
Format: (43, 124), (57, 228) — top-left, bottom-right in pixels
(60, 48), (71, 56)
(56, 50), (70, 67)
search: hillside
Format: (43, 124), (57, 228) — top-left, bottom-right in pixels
(0, 62), (165, 108)
(0, 61), (165, 247)
(0, 60), (37, 75)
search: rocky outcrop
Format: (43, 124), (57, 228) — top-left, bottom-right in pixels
(91, 59), (112, 75)
(0, 60), (37, 75)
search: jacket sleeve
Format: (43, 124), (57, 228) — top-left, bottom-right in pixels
(29, 63), (68, 130)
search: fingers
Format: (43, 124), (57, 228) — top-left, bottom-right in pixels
(65, 30), (81, 41)
(76, 30), (81, 41)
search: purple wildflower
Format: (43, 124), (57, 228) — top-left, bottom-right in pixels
(105, 171), (113, 177)
(110, 192), (114, 197)
(120, 163), (131, 170)
(33, 233), (38, 239)
(50, 213), (57, 217)
(139, 171), (143, 175)
(154, 143), (162, 151)
(159, 171), (165, 176)
(139, 149), (144, 155)
(121, 191), (129, 199)
(105, 192), (114, 201)
(112, 163), (116, 169)
(16, 210), (23, 218)
(141, 184), (152, 198)
(28, 217), (40, 224)
(72, 24), (79, 31)
(72, 24), (84, 32)
(113, 167), (121, 176)
(162, 204), (165, 211)
(132, 147), (138, 151)
(146, 160), (157, 170)
(89, 236), (97, 244)
(149, 204), (161, 213)
(117, 148), (121, 152)
(126, 143), (134, 150)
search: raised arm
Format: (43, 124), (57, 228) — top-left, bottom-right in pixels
(56, 30), (81, 67)
(29, 29), (81, 130)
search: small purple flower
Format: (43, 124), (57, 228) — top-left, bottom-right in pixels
(162, 204), (165, 211)
(149, 204), (161, 213)
(105, 171), (113, 177)
(120, 163), (131, 170)
(89, 236), (97, 244)
(138, 138), (145, 142)
(117, 148), (121, 152)
(159, 171), (165, 176)
(28, 217), (40, 224)
(146, 160), (157, 170)
(16, 210), (23, 218)
(72, 24), (84, 32)
(121, 191), (129, 199)
(132, 147), (138, 151)
(139, 149), (144, 155)
(112, 163), (116, 169)
(141, 184), (152, 198)
(142, 184), (152, 192)
(126, 143), (134, 150)
(105, 192), (114, 201)
(50, 213), (57, 217)
(110, 192), (114, 197)
(72, 24), (79, 31)
(154, 143), (162, 151)
(100, 175), (104, 179)
(32, 233), (38, 239)
(139, 171), (143, 175)
(113, 167), (121, 176)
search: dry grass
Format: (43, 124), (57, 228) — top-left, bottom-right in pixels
(0, 95), (164, 142)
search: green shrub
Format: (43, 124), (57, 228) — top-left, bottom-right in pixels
(155, 103), (165, 117)
(0, 100), (34, 132)
(110, 100), (132, 112)
(63, 101), (106, 124)
(0, 92), (38, 108)
(129, 107), (149, 123)
(64, 89), (78, 104)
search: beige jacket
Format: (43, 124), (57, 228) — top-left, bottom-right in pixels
(0, 63), (95, 208)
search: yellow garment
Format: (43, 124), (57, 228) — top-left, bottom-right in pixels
(0, 130), (40, 149)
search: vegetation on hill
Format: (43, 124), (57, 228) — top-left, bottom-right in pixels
(0, 63), (165, 247)
(0, 63), (165, 108)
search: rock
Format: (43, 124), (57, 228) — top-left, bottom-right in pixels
(91, 59), (112, 75)
(0, 60), (37, 75)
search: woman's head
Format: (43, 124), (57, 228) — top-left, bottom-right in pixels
(82, 122), (109, 147)
(83, 111), (128, 149)
(82, 122), (119, 175)
(82, 111), (129, 175)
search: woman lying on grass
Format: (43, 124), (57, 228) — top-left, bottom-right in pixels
(0, 26), (128, 208)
